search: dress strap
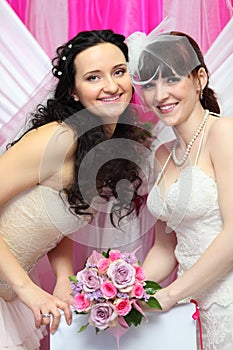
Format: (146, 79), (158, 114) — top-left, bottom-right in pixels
(156, 153), (172, 185)
(194, 116), (208, 166)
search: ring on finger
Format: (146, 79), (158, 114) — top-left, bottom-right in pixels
(41, 313), (51, 318)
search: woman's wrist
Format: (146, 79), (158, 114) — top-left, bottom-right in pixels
(56, 272), (74, 284)
(11, 274), (33, 294)
(155, 286), (179, 311)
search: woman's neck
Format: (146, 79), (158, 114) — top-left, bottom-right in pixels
(103, 123), (117, 138)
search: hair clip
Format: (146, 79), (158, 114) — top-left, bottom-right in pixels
(67, 44), (72, 49)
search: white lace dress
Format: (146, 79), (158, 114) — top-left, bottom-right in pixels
(0, 185), (90, 350)
(147, 165), (233, 350)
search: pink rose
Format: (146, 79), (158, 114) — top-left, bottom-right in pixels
(132, 282), (144, 298)
(97, 257), (110, 273)
(87, 250), (105, 266)
(107, 259), (136, 291)
(109, 250), (121, 261)
(77, 268), (102, 292)
(74, 294), (91, 312)
(134, 265), (146, 282)
(89, 303), (117, 330)
(100, 281), (117, 299)
(115, 299), (132, 316)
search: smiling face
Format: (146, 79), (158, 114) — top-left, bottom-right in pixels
(133, 34), (208, 127)
(71, 43), (132, 122)
(141, 68), (207, 127)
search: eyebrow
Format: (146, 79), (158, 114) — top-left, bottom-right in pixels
(83, 63), (127, 77)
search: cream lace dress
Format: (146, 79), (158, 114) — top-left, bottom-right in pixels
(147, 131), (233, 349)
(0, 185), (90, 349)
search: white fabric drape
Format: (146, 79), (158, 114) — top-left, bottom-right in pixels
(0, 0), (51, 149)
(0, 0), (51, 120)
(26, 0), (68, 59)
(205, 17), (233, 116)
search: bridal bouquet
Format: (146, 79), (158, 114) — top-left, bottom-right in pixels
(69, 248), (161, 333)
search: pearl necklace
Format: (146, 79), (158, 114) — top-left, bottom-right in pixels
(171, 109), (209, 166)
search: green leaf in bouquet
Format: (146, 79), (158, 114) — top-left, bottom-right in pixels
(144, 280), (162, 295)
(95, 327), (100, 334)
(124, 307), (143, 327)
(69, 275), (77, 282)
(83, 256), (88, 267)
(146, 296), (162, 310)
(78, 323), (89, 333)
(102, 248), (111, 258)
(74, 310), (87, 315)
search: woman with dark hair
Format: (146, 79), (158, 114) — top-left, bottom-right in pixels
(127, 30), (233, 349)
(0, 29), (150, 349)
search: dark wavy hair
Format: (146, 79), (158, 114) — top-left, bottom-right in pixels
(9, 30), (151, 226)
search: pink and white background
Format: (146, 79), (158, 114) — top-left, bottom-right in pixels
(1, 1), (233, 349)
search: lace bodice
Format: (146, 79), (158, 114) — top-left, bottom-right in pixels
(147, 165), (233, 309)
(0, 185), (91, 300)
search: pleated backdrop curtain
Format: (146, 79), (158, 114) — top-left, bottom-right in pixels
(6, 0), (233, 55)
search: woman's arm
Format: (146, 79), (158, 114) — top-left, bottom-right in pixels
(154, 118), (233, 311)
(142, 220), (177, 283)
(0, 122), (76, 332)
(1, 235), (72, 333)
(48, 237), (74, 305)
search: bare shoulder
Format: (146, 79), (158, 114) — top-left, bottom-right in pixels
(208, 116), (233, 146)
(209, 116), (233, 135)
(0, 122), (78, 202)
(24, 121), (77, 157)
(208, 117), (233, 165)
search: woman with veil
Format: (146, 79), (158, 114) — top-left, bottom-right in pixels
(126, 25), (233, 349)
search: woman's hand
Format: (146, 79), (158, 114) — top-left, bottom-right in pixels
(141, 287), (177, 313)
(152, 287), (177, 312)
(53, 276), (74, 306)
(16, 280), (72, 334)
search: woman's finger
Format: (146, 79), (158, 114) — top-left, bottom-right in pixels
(49, 307), (62, 334)
(34, 308), (45, 329)
(41, 312), (52, 326)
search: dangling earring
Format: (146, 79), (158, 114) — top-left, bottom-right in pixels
(199, 88), (203, 100)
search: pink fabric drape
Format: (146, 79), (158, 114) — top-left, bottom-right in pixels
(6, 0), (28, 22)
(164, 0), (233, 53)
(68, 0), (163, 38)
(6, 0), (163, 54)
(7, 0), (233, 56)
(6, 0), (68, 59)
